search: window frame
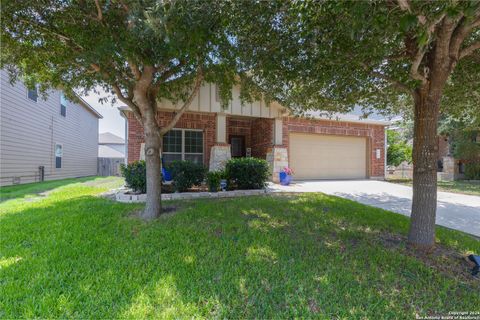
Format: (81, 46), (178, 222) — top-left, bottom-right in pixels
(55, 143), (63, 169)
(27, 85), (38, 102)
(60, 93), (67, 117)
(162, 128), (204, 164)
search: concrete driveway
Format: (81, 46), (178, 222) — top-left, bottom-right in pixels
(269, 180), (480, 237)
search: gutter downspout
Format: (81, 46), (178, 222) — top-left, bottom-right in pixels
(119, 109), (128, 164)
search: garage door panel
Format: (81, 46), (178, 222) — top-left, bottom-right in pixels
(290, 133), (367, 180)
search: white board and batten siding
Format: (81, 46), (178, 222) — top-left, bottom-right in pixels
(0, 70), (101, 186)
(157, 83), (285, 119)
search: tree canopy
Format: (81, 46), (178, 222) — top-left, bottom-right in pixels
(228, 0), (480, 117)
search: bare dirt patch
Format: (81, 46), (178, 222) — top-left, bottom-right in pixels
(378, 233), (479, 284)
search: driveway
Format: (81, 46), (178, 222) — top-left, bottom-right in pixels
(269, 180), (480, 237)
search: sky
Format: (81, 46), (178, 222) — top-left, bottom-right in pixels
(81, 88), (126, 139)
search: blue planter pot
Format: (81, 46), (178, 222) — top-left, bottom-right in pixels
(279, 172), (292, 185)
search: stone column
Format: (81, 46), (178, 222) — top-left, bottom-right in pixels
(209, 113), (231, 171)
(266, 146), (289, 183)
(267, 117), (288, 183)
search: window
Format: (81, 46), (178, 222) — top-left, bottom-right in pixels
(163, 129), (203, 166)
(60, 93), (67, 117)
(55, 144), (63, 169)
(27, 85), (38, 102)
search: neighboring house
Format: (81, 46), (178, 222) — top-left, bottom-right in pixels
(0, 70), (102, 186)
(436, 133), (480, 181)
(97, 132), (125, 176)
(120, 84), (388, 182)
(98, 132), (125, 159)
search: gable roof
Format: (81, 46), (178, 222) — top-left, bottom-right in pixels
(73, 93), (103, 119)
(99, 132), (125, 144)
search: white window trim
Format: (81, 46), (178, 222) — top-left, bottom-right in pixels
(163, 128), (203, 162)
(55, 143), (63, 169)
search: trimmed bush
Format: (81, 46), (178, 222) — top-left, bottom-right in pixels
(465, 162), (480, 180)
(168, 161), (206, 192)
(120, 160), (146, 193)
(225, 157), (270, 190)
(206, 170), (224, 192)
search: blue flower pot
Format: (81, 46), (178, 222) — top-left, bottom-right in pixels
(279, 172), (292, 185)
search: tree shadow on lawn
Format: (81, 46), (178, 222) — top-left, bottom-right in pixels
(0, 176), (103, 203)
(1, 194), (479, 319)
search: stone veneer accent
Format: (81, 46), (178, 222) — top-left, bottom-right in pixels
(116, 188), (268, 203)
(209, 144), (232, 171)
(266, 146), (289, 183)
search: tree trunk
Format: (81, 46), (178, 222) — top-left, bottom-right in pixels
(407, 90), (440, 249)
(142, 112), (162, 220)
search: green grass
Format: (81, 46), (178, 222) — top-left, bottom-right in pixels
(1, 177), (479, 319)
(387, 179), (480, 196)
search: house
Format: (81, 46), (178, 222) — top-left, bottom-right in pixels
(98, 132), (125, 159)
(120, 84), (388, 182)
(0, 70), (102, 186)
(437, 133), (480, 181)
(97, 132), (125, 176)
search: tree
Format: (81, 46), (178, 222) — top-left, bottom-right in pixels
(1, 1), (236, 219)
(387, 130), (412, 167)
(229, 1), (480, 249)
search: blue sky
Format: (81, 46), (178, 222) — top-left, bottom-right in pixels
(82, 88), (126, 139)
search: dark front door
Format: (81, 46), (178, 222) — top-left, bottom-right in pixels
(230, 135), (245, 157)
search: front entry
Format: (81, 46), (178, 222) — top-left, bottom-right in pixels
(230, 135), (245, 158)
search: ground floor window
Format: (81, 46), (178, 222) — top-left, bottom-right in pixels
(163, 129), (203, 166)
(55, 143), (63, 168)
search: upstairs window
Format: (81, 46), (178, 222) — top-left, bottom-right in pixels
(27, 85), (38, 102)
(60, 93), (67, 117)
(55, 144), (63, 169)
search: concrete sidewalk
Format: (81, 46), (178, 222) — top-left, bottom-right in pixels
(269, 180), (480, 237)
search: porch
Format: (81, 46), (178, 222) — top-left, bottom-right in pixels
(209, 114), (287, 182)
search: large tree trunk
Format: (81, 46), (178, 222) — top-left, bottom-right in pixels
(142, 112), (162, 220)
(407, 90), (440, 249)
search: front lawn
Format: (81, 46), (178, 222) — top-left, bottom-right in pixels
(1, 177), (479, 318)
(387, 179), (480, 196)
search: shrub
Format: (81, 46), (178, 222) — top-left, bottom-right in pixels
(465, 162), (480, 180)
(225, 157), (270, 190)
(120, 160), (146, 193)
(206, 170), (225, 192)
(168, 161), (206, 192)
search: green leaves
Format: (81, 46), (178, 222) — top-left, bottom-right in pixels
(399, 14), (418, 33)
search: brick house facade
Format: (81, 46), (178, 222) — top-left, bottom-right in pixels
(122, 83), (387, 182)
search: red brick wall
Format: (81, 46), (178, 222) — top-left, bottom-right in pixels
(251, 118), (274, 158)
(227, 117), (252, 150)
(437, 135), (450, 158)
(282, 117), (386, 177)
(126, 111), (386, 177)
(126, 111), (216, 165)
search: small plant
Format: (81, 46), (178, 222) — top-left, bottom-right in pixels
(225, 157), (270, 190)
(206, 171), (224, 192)
(283, 167), (294, 175)
(120, 160), (146, 193)
(168, 160), (206, 192)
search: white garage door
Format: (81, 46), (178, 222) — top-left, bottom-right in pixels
(290, 133), (367, 180)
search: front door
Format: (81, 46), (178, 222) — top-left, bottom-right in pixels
(230, 135), (245, 157)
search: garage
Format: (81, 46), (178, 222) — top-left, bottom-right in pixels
(289, 133), (367, 180)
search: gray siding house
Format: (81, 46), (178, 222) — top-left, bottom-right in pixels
(0, 70), (102, 186)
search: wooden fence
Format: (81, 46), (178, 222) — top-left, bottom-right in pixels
(97, 157), (124, 176)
